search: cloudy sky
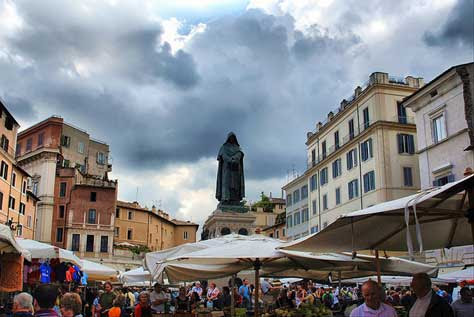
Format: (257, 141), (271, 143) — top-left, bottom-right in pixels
(1, 0), (472, 230)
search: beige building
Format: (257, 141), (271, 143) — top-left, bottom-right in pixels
(403, 62), (474, 266)
(114, 200), (198, 269)
(0, 101), (39, 239)
(261, 211), (287, 240)
(251, 196), (285, 230)
(284, 72), (424, 240)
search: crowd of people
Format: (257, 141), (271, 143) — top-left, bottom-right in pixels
(1, 274), (472, 317)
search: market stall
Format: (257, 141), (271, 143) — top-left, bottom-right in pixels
(119, 266), (152, 286)
(438, 266), (474, 283)
(81, 259), (118, 282)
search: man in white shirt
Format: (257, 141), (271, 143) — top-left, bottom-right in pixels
(410, 273), (453, 317)
(150, 283), (169, 313)
(350, 280), (397, 317)
(189, 281), (203, 299)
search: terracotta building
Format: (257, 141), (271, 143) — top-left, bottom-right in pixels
(16, 116), (113, 243)
(53, 168), (117, 260)
(0, 101), (39, 239)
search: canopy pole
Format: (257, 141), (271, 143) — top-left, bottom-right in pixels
(464, 168), (474, 247)
(338, 271), (342, 289)
(254, 259), (262, 317)
(375, 250), (381, 286)
(231, 273), (236, 317)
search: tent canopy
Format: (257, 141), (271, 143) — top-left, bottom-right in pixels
(119, 267), (152, 286)
(81, 259), (118, 281)
(340, 275), (449, 286)
(0, 224), (31, 261)
(17, 239), (82, 267)
(283, 174), (474, 253)
(438, 267), (474, 283)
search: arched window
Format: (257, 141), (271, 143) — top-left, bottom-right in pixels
(238, 228), (248, 236)
(221, 227), (231, 236)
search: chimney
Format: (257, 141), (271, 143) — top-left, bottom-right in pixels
(405, 76), (424, 88)
(328, 111), (334, 121)
(269, 192), (272, 199)
(354, 86), (362, 97)
(369, 72), (388, 85)
(316, 122), (323, 130)
(152, 205), (157, 214)
(340, 99), (348, 109)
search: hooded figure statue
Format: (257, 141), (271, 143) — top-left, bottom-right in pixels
(216, 132), (245, 204)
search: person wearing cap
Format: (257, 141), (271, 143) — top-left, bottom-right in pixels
(189, 282), (203, 300)
(150, 283), (169, 313)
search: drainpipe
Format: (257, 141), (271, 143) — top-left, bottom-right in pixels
(356, 103), (363, 209)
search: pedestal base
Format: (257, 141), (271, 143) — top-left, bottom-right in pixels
(202, 208), (256, 240)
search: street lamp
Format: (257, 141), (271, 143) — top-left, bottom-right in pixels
(5, 218), (23, 235)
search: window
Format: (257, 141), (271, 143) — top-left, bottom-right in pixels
(348, 119), (355, 140)
(286, 194), (292, 206)
(11, 172), (16, 187)
(432, 114), (447, 143)
(16, 144), (21, 156)
(335, 187), (341, 205)
(97, 152), (106, 165)
(361, 138), (373, 161)
(320, 167), (328, 186)
(312, 199), (317, 215)
(286, 215), (293, 228)
(433, 174), (455, 186)
(282, 228), (286, 236)
(27, 215), (32, 227)
(26, 138), (32, 151)
(363, 107), (370, 129)
(0, 192), (3, 210)
(56, 228), (63, 242)
(332, 159), (342, 178)
(310, 226), (319, 234)
(19, 202), (25, 215)
(363, 171), (376, 193)
(62, 159), (70, 168)
(348, 179), (359, 199)
(311, 149), (316, 165)
(322, 194), (328, 210)
(310, 174), (317, 191)
(334, 131), (340, 150)
(403, 167), (413, 187)
(78, 142), (85, 154)
(127, 229), (133, 240)
(1, 161), (8, 180)
(184, 231), (189, 240)
(59, 205), (65, 218)
(1, 135), (9, 152)
(9, 196), (15, 210)
(128, 210), (133, 220)
(321, 141), (327, 159)
(22, 180), (27, 194)
(32, 181), (38, 195)
(86, 235), (94, 252)
(346, 148), (358, 170)
(71, 234), (80, 251)
(301, 185), (308, 199)
(276, 230), (279, 238)
(88, 209), (96, 224)
(114, 227), (119, 237)
(397, 103), (407, 124)
(293, 189), (300, 204)
(61, 135), (71, 147)
(397, 134), (415, 154)
(100, 236), (108, 252)
(294, 211), (301, 225)
(90, 192), (97, 202)
(59, 182), (67, 197)
(115, 208), (120, 218)
(38, 132), (44, 146)
(301, 208), (309, 223)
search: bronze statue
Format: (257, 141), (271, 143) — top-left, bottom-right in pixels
(216, 132), (245, 208)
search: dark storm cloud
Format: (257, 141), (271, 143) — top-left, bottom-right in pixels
(423, 0), (474, 48)
(2, 94), (37, 121)
(2, 0), (473, 188)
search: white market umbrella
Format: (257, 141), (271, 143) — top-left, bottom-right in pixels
(438, 266), (474, 283)
(144, 234), (238, 281)
(120, 267), (152, 286)
(340, 275), (449, 286)
(17, 239), (82, 267)
(0, 223), (31, 261)
(81, 259), (118, 281)
(283, 174), (474, 254)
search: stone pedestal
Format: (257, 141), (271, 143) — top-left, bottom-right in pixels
(202, 208), (256, 240)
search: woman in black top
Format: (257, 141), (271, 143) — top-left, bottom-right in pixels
(174, 287), (190, 313)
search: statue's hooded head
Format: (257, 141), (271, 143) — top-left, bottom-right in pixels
(225, 132), (240, 146)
